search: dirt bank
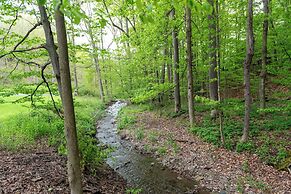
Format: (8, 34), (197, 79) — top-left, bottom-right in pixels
(121, 111), (291, 193)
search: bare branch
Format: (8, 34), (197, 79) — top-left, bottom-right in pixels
(6, 60), (20, 79)
(102, 0), (130, 38)
(41, 62), (62, 118)
(1, 10), (19, 49)
(30, 81), (45, 106)
(13, 22), (42, 51)
(0, 45), (46, 59)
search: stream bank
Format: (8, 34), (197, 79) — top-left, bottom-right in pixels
(118, 110), (291, 193)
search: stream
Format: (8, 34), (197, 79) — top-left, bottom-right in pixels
(96, 101), (210, 194)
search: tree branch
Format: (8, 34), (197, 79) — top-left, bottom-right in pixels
(102, 0), (130, 38)
(13, 22), (42, 51)
(1, 10), (19, 50)
(40, 62), (62, 118)
(0, 44), (46, 59)
(126, 17), (136, 32)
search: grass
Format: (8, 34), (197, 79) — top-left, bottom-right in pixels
(0, 103), (29, 120)
(0, 95), (109, 169)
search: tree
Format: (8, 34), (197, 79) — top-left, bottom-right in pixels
(185, 5), (195, 126)
(84, 18), (105, 102)
(241, 0), (254, 142)
(259, 0), (269, 109)
(208, 0), (218, 102)
(55, 3), (83, 193)
(170, 8), (181, 113)
(38, 4), (62, 99)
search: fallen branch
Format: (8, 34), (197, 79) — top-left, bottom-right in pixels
(173, 138), (196, 144)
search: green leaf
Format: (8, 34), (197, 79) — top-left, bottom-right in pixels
(37, 0), (47, 6)
(99, 18), (107, 28)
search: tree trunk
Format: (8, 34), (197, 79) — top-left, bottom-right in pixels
(185, 6), (195, 127)
(55, 6), (83, 194)
(100, 30), (110, 99)
(86, 22), (105, 102)
(167, 45), (173, 83)
(170, 8), (181, 113)
(216, 0), (224, 145)
(208, 0), (218, 102)
(71, 26), (79, 96)
(241, 0), (254, 142)
(161, 47), (166, 85)
(38, 5), (62, 99)
(260, 0), (269, 109)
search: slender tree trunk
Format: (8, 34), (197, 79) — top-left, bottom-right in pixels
(86, 22), (105, 102)
(241, 0), (254, 142)
(100, 31), (110, 99)
(72, 30), (78, 96)
(170, 8), (181, 113)
(185, 6), (195, 127)
(216, 0), (224, 145)
(38, 5), (62, 99)
(69, 24), (79, 96)
(208, 0), (218, 102)
(260, 0), (269, 109)
(161, 47), (167, 85)
(167, 45), (173, 83)
(55, 6), (83, 194)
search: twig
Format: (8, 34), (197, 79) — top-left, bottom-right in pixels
(1, 10), (19, 50)
(30, 81), (45, 106)
(102, 0), (130, 38)
(6, 60), (20, 78)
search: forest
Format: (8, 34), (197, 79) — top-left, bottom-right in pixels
(0, 0), (290, 193)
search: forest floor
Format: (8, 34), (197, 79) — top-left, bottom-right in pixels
(119, 110), (291, 193)
(0, 142), (127, 194)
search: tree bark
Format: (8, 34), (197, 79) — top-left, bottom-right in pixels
(208, 0), (218, 102)
(55, 6), (83, 194)
(185, 6), (195, 127)
(260, 0), (269, 109)
(241, 0), (254, 142)
(170, 8), (181, 113)
(38, 5), (62, 99)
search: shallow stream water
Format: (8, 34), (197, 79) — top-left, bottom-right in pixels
(96, 101), (210, 194)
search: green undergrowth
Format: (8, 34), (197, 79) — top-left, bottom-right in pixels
(118, 98), (291, 170)
(190, 99), (291, 169)
(0, 95), (110, 170)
